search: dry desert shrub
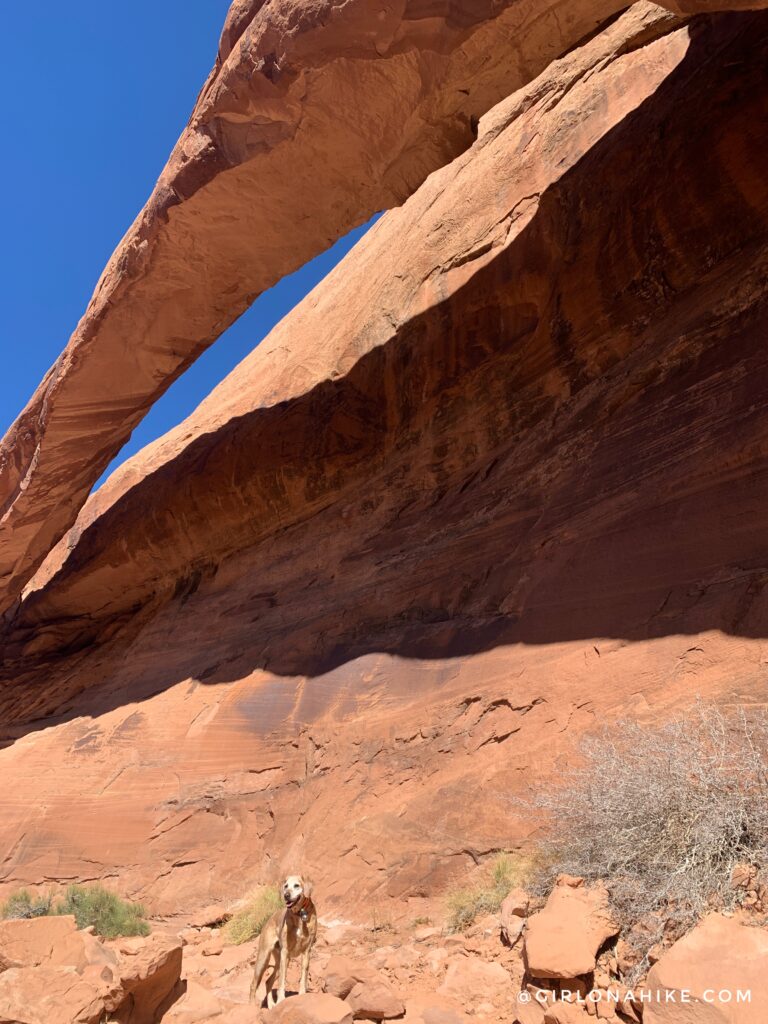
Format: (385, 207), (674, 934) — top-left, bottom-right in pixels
(224, 885), (282, 944)
(521, 699), (768, 969)
(1, 888), (53, 919)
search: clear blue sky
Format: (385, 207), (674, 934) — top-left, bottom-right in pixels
(0, 2), (374, 487)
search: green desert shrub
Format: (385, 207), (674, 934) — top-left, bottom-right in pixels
(447, 852), (534, 932)
(1, 884), (148, 938)
(224, 886), (282, 945)
(54, 884), (149, 938)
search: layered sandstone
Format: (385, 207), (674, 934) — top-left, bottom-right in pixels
(0, 0), (626, 613)
(1, 0), (766, 616)
(1, 3), (767, 916)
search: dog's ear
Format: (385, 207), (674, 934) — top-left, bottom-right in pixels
(302, 877), (314, 899)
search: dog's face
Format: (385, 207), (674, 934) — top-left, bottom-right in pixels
(282, 875), (311, 907)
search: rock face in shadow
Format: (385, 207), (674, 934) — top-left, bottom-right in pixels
(1, 4), (768, 913)
(0, 0), (765, 616)
(0, 0), (626, 614)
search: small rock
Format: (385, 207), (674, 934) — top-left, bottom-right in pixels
(263, 992), (354, 1024)
(595, 997), (616, 1021)
(425, 948), (449, 974)
(730, 863), (758, 890)
(437, 956), (509, 1002)
(164, 979), (224, 1022)
(188, 904), (231, 929)
(502, 887), (530, 919)
(544, 1003), (588, 1024)
(501, 916), (525, 948)
(323, 926), (358, 947)
(402, 993), (470, 1023)
(323, 956), (378, 999)
(513, 999), (545, 1024)
(347, 979), (405, 1020)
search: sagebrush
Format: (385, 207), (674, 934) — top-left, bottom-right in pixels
(56, 884), (149, 938)
(1, 883), (149, 938)
(447, 852), (534, 932)
(1, 888), (53, 920)
(224, 886), (282, 945)
(521, 699), (768, 970)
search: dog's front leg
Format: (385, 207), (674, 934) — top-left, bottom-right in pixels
(299, 948), (311, 994)
(277, 945), (288, 1003)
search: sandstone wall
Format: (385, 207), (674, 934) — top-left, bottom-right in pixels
(2, 0), (766, 615)
(1, 5), (767, 913)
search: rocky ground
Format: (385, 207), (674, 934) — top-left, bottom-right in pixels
(4, 873), (765, 1023)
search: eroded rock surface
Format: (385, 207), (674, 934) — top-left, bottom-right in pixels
(0, 916), (182, 1024)
(0, 0), (634, 613)
(645, 914), (768, 1024)
(1, 0), (766, 615)
(1, 1), (768, 921)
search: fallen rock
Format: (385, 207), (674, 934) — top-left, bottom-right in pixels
(163, 979), (224, 1022)
(500, 890), (528, 948)
(645, 913), (768, 1024)
(347, 978), (405, 1020)
(323, 957), (380, 999)
(0, 964), (109, 1024)
(187, 905), (231, 929)
(216, 1007), (262, 1024)
(321, 954), (403, 1020)
(0, 921), (182, 1024)
(110, 934), (184, 1023)
(321, 927), (360, 948)
(262, 993), (354, 1024)
(0, 915), (80, 967)
(730, 864), (758, 890)
(402, 993), (471, 1023)
(544, 1003), (589, 1024)
(524, 880), (618, 979)
(502, 888), (530, 919)
(436, 956), (509, 1002)
(514, 1000), (546, 1024)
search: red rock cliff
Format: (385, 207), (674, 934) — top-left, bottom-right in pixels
(1, 0), (765, 615)
(1, 2), (768, 914)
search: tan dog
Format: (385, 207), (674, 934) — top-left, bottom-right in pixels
(249, 875), (317, 1006)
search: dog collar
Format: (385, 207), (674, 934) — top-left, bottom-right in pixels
(289, 895), (311, 921)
